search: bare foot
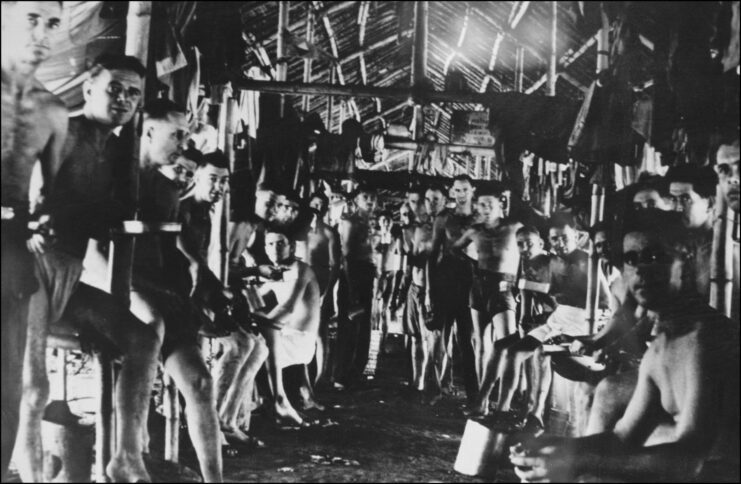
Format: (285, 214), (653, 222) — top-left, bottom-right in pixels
(462, 401), (489, 418)
(106, 452), (151, 483)
(274, 398), (306, 427)
(426, 392), (444, 406)
(222, 425), (266, 448)
(301, 398), (326, 412)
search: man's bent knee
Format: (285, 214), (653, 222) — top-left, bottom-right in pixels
(22, 378), (50, 414)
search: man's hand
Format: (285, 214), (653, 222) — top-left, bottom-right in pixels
(26, 214), (54, 255)
(188, 263), (200, 297)
(258, 265), (286, 280)
(569, 340), (590, 356)
(424, 290), (433, 314)
(509, 441), (577, 483)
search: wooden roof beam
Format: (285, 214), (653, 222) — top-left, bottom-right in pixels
(472, 7), (545, 63)
(262, 1), (355, 44)
(525, 31), (598, 94)
(508, 1), (530, 29)
(338, 33), (406, 65)
(312, 0), (360, 120)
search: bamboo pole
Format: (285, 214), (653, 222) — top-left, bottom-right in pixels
(547, 1), (558, 96)
(277, 1), (290, 117)
(236, 78), (556, 105)
(710, 184), (733, 317)
(302, 6), (315, 112)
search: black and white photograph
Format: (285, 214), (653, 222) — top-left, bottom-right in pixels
(1, 1), (739, 482)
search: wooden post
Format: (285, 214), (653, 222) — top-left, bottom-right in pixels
(163, 374), (180, 463)
(547, 1), (558, 96)
(326, 68), (335, 132)
(596, 6), (609, 73)
(411, 1), (428, 163)
(277, 1), (290, 117)
(585, 184), (605, 334)
(710, 184), (734, 317)
(302, 6), (315, 112)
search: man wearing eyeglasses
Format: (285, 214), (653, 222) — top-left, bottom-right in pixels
(666, 164), (718, 299)
(16, 54), (162, 483)
(510, 210), (739, 483)
(159, 147), (199, 195)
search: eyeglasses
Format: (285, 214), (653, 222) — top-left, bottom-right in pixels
(622, 248), (673, 267)
(106, 82), (142, 100)
(173, 165), (194, 178)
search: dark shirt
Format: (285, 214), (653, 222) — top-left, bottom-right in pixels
(52, 116), (133, 258)
(133, 167), (188, 288)
(178, 196), (212, 263)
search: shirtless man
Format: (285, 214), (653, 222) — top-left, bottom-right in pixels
(428, 175), (478, 404)
(254, 228), (321, 426)
(15, 55), (163, 483)
(453, 186), (522, 416)
(160, 147), (199, 196)
(372, 210), (402, 341)
(480, 213), (609, 420)
(306, 191), (341, 386)
(632, 174), (670, 211)
(666, 164), (718, 299)
(515, 226), (555, 432)
(128, 99), (223, 482)
(405, 187), (427, 224)
(402, 185), (447, 400)
(1, 2), (66, 478)
(337, 185), (377, 387)
(510, 212), (739, 483)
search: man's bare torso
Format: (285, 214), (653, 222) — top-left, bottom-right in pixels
(470, 222), (520, 275)
(412, 221), (434, 286)
(1, 75), (65, 205)
(441, 209), (475, 256)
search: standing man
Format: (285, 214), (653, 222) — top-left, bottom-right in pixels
(306, 191), (341, 385)
(402, 185), (447, 401)
(1, 1), (67, 478)
(428, 174), (478, 405)
(666, 164), (719, 299)
(16, 55), (162, 483)
(452, 186), (522, 416)
(337, 185), (377, 388)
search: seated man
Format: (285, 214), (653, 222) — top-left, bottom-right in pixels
(159, 147), (198, 196)
(511, 211), (739, 483)
(127, 99), (222, 482)
(176, 151), (268, 446)
(253, 228), (321, 426)
(16, 54), (161, 483)
(477, 213), (610, 421)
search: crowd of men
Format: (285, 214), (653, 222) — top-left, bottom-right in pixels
(2, 2), (739, 483)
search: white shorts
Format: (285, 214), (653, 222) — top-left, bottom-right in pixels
(527, 305), (590, 342)
(276, 327), (317, 368)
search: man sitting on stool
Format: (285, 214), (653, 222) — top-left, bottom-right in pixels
(253, 227), (321, 427)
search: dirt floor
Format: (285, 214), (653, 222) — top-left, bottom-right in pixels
(183, 336), (519, 483)
(8, 336), (521, 483)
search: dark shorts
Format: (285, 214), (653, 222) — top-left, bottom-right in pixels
(404, 283), (433, 336)
(429, 257), (473, 331)
(32, 248), (84, 324)
(132, 277), (206, 360)
(376, 271), (396, 304)
(1, 217), (38, 302)
(469, 270), (516, 316)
